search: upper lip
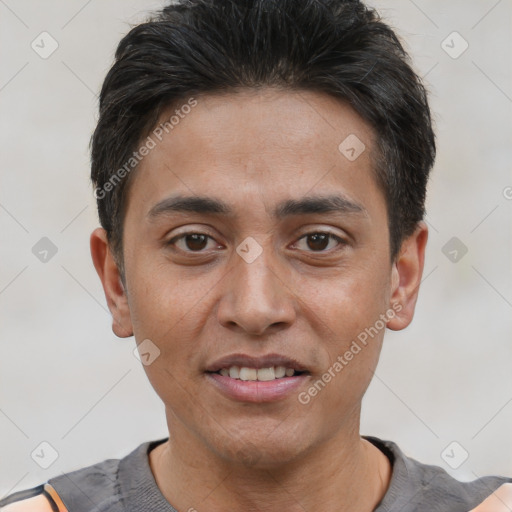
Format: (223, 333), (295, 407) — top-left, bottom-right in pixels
(205, 353), (309, 373)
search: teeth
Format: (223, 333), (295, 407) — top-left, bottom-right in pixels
(239, 367), (257, 381)
(217, 365), (299, 380)
(257, 367), (275, 381)
(275, 366), (286, 378)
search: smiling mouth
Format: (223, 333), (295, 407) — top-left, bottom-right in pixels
(207, 366), (308, 381)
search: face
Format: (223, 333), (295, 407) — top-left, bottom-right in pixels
(91, 88), (427, 468)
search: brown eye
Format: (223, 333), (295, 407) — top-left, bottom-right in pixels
(168, 232), (216, 252)
(295, 232), (345, 252)
(183, 234), (208, 251)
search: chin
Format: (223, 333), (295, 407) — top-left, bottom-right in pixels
(212, 424), (315, 470)
(228, 443), (302, 469)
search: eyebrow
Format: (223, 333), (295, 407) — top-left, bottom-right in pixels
(147, 193), (367, 220)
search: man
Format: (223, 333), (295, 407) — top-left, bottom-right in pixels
(1, 0), (510, 510)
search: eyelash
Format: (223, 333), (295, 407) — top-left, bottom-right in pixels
(167, 231), (346, 254)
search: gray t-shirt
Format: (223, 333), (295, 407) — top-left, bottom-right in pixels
(1, 436), (510, 511)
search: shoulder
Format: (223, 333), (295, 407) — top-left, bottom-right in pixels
(417, 462), (511, 508)
(0, 454), (122, 512)
(469, 483), (512, 511)
(0, 440), (162, 512)
(0, 486), (55, 512)
(0, 495), (54, 512)
(364, 436), (512, 512)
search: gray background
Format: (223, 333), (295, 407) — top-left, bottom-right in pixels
(1, 0), (511, 497)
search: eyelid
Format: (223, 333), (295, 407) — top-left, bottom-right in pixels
(167, 231), (221, 251)
(167, 229), (347, 254)
(292, 231), (347, 252)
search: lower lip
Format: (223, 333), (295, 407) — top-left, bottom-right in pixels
(206, 373), (309, 403)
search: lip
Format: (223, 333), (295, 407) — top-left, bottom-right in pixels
(204, 352), (310, 403)
(206, 372), (310, 403)
(204, 352), (309, 373)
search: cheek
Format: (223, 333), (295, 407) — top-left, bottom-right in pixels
(295, 264), (389, 399)
(126, 261), (217, 377)
(126, 254), (196, 335)
(299, 263), (390, 339)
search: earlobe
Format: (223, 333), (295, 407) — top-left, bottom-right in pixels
(90, 227), (134, 338)
(386, 221), (428, 331)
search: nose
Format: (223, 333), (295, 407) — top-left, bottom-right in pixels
(216, 244), (297, 336)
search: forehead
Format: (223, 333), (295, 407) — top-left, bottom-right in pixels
(126, 88), (383, 221)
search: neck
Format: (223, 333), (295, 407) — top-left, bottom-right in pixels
(150, 418), (392, 512)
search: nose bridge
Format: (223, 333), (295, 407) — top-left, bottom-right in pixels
(237, 240), (279, 294)
(217, 236), (295, 335)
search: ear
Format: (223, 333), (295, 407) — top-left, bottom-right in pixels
(90, 227), (133, 338)
(387, 221), (428, 331)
